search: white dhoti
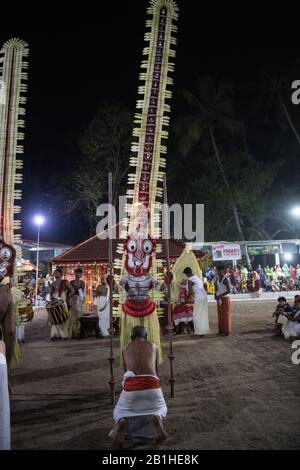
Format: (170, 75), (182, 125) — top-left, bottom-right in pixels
(283, 321), (300, 339)
(193, 298), (210, 335)
(113, 371), (167, 423)
(0, 353), (10, 450)
(69, 295), (84, 338)
(16, 324), (25, 343)
(97, 296), (110, 337)
(278, 313), (300, 339)
(50, 321), (70, 339)
(50, 296), (70, 340)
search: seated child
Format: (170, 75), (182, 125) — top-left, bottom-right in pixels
(272, 296), (293, 336)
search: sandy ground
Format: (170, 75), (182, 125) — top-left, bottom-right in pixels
(10, 301), (300, 450)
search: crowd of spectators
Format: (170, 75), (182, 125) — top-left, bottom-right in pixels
(203, 263), (300, 295)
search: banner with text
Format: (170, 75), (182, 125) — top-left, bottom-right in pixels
(212, 243), (241, 261)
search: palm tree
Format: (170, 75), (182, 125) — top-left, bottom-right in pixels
(175, 76), (245, 241)
(264, 74), (300, 146)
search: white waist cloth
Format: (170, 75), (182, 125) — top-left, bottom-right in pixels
(189, 275), (207, 300)
(193, 298), (210, 335)
(278, 313), (300, 339)
(0, 353), (10, 450)
(16, 324), (25, 342)
(113, 371), (167, 423)
(97, 296), (110, 337)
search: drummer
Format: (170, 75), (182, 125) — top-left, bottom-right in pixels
(50, 268), (74, 341)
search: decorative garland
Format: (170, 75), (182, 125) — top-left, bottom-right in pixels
(113, 1), (179, 358)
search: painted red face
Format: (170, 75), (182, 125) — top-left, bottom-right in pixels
(0, 240), (16, 278)
(124, 233), (155, 276)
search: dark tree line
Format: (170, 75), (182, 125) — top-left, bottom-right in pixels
(42, 70), (300, 244)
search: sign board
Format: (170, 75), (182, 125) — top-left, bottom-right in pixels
(280, 243), (298, 254)
(247, 245), (280, 255)
(212, 243), (241, 261)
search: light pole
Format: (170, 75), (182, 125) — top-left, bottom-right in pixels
(33, 215), (45, 307)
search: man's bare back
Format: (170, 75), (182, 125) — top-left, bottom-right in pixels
(123, 339), (158, 376)
(111, 327), (166, 449)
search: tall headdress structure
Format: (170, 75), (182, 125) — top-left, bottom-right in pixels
(113, 0), (179, 358)
(0, 39), (29, 279)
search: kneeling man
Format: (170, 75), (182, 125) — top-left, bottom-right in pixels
(111, 326), (167, 448)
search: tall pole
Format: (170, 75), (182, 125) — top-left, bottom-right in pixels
(163, 175), (175, 397)
(35, 224), (40, 306)
(108, 172), (115, 405)
(0, 39), (29, 269)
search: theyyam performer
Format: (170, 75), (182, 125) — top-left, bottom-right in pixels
(113, 0), (179, 363)
(0, 38), (30, 354)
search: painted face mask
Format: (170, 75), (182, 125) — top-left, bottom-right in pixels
(124, 231), (155, 276)
(0, 239), (16, 278)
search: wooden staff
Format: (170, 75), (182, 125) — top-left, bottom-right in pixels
(108, 172), (115, 405)
(163, 174), (175, 397)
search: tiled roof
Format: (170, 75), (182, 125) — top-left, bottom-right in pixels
(53, 235), (187, 264)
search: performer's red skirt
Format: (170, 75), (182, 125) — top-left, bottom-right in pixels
(122, 298), (156, 318)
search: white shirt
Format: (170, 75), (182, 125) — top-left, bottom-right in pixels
(217, 276), (230, 298)
(189, 275), (207, 300)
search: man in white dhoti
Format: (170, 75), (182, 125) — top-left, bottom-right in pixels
(0, 341), (10, 450)
(50, 268), (74, 340)
(95, 278), (110, 337)
(70, 268), (85, 339)
(182, 267), (210, 336)
(110, 326), (167, 448)
(278, 296), (300, 339)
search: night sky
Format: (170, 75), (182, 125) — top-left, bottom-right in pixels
(1, 1), (299, 244)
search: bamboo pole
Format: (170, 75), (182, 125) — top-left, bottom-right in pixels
(163, 174), (175, 397)
(108, 172), (115, 405)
